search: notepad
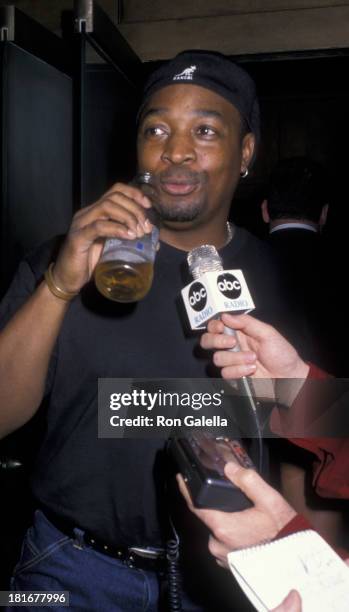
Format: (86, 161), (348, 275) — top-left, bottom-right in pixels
(228, 530), (349, 611)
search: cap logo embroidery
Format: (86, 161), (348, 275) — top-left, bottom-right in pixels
(173, 66), (197, 81)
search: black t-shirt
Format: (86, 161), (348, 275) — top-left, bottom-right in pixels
(0, 227), (297, 548)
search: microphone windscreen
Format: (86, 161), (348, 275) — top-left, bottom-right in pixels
(187, 245), (223, 279)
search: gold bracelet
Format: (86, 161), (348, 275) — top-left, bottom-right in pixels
(44, 263), (79, 301)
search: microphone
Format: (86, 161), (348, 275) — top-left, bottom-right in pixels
(185, 244), (263, 472)
(181, 246), (255, 330)
(169, 245), (265, 512)
(187, 245), (259, 417)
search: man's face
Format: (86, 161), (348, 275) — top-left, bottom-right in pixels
(137, 84), (254, 229)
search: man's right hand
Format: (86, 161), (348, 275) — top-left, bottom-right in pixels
(0, 181), (155, 437)
(52, 182), (153, 294)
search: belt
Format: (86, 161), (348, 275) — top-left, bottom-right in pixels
(41, 508), (167, 572)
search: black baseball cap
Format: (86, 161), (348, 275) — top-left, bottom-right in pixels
(138, 50), (260, 144)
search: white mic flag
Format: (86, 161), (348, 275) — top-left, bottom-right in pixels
(181, 246), (255, 330)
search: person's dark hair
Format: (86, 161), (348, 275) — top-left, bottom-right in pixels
(267, 157), (329, 222)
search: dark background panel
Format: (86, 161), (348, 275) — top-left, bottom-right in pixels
(83, 62), (139, 205)
(1, 43), (73, 295)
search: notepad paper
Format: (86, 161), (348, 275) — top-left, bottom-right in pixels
(228, 530), (349, 611)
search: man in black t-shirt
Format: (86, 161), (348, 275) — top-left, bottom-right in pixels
(0, 51), (299, 611)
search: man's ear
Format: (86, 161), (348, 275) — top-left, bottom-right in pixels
(241, 132), (256, 173)
(261, 199), (270, 224)
(319, 204), (329, 227)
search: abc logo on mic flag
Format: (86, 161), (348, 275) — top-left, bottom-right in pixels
(181, 270), (255, 330)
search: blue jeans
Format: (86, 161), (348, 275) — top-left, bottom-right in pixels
(9, 510), (204, 612)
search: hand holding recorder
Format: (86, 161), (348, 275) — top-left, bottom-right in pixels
(177, 461), (297, 569)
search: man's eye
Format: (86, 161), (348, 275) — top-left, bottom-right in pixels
(196, 125), (217, 138)
(144, 126), (166, 137)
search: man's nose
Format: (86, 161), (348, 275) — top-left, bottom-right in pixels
(161, 133), (196, 164)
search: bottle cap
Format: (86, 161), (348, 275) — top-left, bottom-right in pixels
(135, 171), (161, 228)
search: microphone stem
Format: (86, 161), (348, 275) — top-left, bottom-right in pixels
(223, 325), (259, 414)
(223, 324), (264, 472)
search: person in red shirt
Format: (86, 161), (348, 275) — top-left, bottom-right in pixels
(178, 312), (349, 611)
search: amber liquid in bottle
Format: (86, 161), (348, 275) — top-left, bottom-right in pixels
(94, 260), (154, 303)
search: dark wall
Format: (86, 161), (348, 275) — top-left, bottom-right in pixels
(0, 43), (73, 294)
(83, 63), (139, 206)
(0, 49), (140, 296)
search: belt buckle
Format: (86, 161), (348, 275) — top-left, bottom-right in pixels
(129, 546), (164, 560)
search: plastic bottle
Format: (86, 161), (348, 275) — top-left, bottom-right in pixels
(94, 172), (159, 302)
